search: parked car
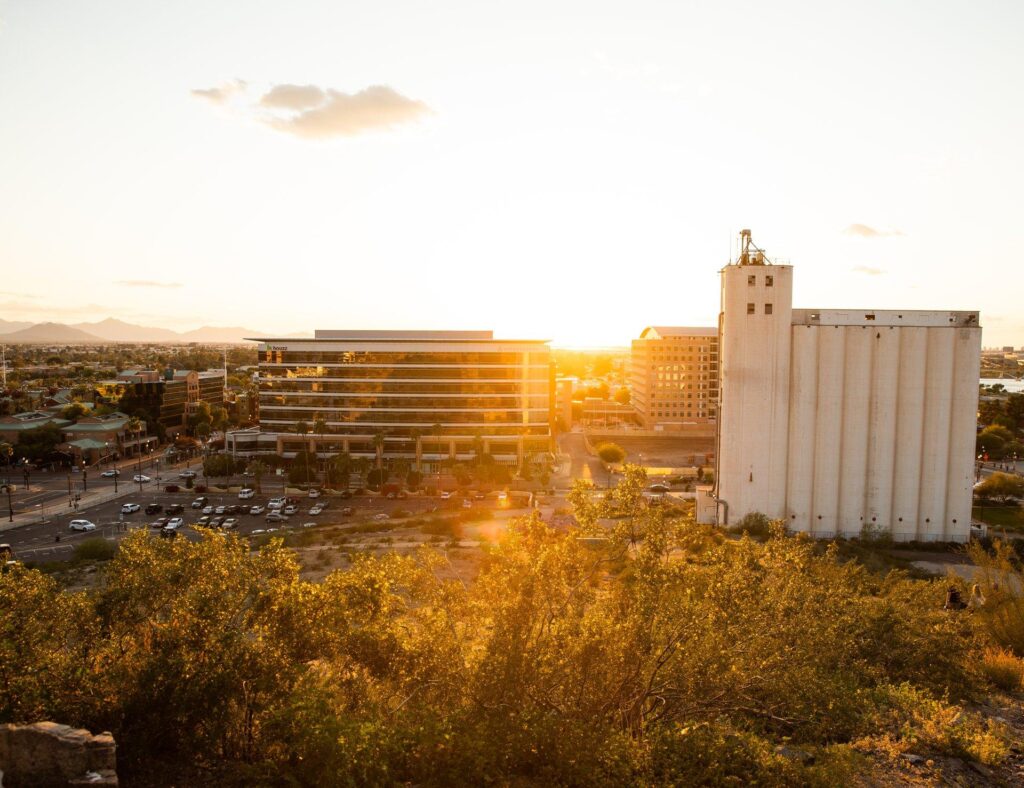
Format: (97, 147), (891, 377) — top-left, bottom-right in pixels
(222, 517), (238, 530)
(238, 488), (255, 500)
(133, 474), (151, 483)
(386, 491), (397, 500)
(283, 505), (298, 516)
(196, 515), (211, 526)
(178, 470), (197, 479)
(301, 522), (316, 528)
(309, 505), (323, 516)
(341, 507), (353, 516)
(308, 488), (321, 498)
(191, 497), (209, 509)
(373, 513), (390, 522)
(166, 504), (184, 516)
(473, 492), (486, 501)
(214, 506), (226, 515)
(249, 505), (265, 516)
(145, 503), (163, 515)
(440, 491), (453, 500)
(165, 517), (184, 530)
(265, 511), (290, 523)
(150, 518), (169, 529)
(267, 497), (285, 510)
(100, 469), (121, 478)
(159, 528), (177, 540)
(202, 505), (214, 515)
(226, 504), (242, 515)
(69, 519), (96, 532)
(210, 516), (224, 527)
(120, 503), (140, 514)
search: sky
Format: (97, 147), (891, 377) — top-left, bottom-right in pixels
(1, 0), (1022, 347)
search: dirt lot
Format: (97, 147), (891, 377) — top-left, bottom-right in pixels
(594, 435), (715, 467)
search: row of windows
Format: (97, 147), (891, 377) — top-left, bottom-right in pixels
(261, 351), (546, 365)
(259, 394), (550, 410)
(748, 274), (774, 287)
(261, 408), (551, 424)
(747, 303), (774, 315)
(259, 367), (548, 381)
(259, 380), (550, 395)
(261, 421), (550, 437)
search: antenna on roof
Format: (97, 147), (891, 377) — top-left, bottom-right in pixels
(0, 345), (5, 389)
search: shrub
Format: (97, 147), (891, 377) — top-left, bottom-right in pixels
(980, 647), (1024, 692)
(728, 511), (773, 538)
(73, 537), (117, 562)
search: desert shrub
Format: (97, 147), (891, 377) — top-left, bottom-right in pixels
(980, 647), (1024, 692)
(73, 537), (117, 562)
(420, 518), (463, 539)
(967, 539), (1024, 655)
(727, 511), (773, 537)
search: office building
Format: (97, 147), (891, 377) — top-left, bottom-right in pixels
(701, 230), (981, 543)
(248, 330), (554, 468)
(631, 327), (719, 429)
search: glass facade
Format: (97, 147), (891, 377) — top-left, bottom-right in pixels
(254, 339), (554, 461)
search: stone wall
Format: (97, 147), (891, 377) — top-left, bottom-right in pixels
(0, 722), (117, 786)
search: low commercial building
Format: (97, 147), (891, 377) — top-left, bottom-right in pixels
(246, 330), (554, 469)
(98, 368), (226, 435)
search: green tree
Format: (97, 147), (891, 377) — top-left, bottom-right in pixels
(59, 402), (89, 421)
(247, 459), (268, 494)
(613, 387), (631, 406)
(596, 442), (626, 488)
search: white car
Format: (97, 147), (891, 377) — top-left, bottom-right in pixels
(283, 505), (298, 516)
(202, 506), (214, 515)
(214, 506), (226, 515)
(309, 505), (323, 516)
(120, 503), (140, 514)
(440, 491), (453, 500)
(265, 511), (289, 523)
(373, 513), (390, 522)
(133, 474), (151, 483)
(69, 519), (96, 531)
(178, 470), (197, 479)
(267, 498), (285, 510)
(165, 517), (184, 530)
(101, 469), (120, 478)
(238, 488), (255, 499)
(308, 489), (321, 498)
(222, 517), (239, 529)
(302, 522), (316, 528)
(249, 505), (265, 516)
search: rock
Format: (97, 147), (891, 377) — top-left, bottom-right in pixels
(774, 745), (815, 765)
(900, 752), (926, 766)
(969, 761), (994, 779)
(0, 722), (117, 786)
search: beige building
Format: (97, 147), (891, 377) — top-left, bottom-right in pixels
(703, 230), (981, 543)
(630, 327), (719, 429)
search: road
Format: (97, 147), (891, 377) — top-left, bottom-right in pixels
(558, 432), (616, 488)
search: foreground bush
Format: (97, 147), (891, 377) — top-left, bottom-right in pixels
(0, 470), (1000, 785)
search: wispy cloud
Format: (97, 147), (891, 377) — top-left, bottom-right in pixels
(851, 265), (885, 276)
(843, 223), (904, 238)
(190, 79), (247, 105)
(260, 84), (432, 138)
(0, 291), (38, 298)
(116, 280), (182, 289)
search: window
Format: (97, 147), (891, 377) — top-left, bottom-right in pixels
(765, 303), (773, 315)
(747, 275), (756, 286)
(747, 303), (755, 314)
(765, 275), (773, 287)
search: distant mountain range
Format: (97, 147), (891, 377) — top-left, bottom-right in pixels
(0, 318), (309, 344)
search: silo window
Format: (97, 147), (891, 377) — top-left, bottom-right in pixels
(747, 303), (755, 315)
(765, 275), (773, 287)
(747, 275), (756, 286)
(764, 303), (773, 315)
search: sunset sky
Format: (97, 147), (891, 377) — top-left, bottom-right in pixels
(1, 0), (1022, 347)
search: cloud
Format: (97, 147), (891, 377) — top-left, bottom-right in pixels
(843, 223), (904, 238)
(260, 84), (432, 138)
(260, 84), (326, 110)
(190, 79), (247, 104)
(116, 280), (182, 289)
(851, 265), (885, 276)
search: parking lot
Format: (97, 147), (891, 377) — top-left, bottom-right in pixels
(2, 486), (453, 564)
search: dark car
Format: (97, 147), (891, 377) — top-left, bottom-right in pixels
(225, 504), (242, 515)
(196, 515), (211, 526)
(145, 503), (163, 515)
(191, 497), (209, 509)
(339, 490), (353, 499)
(150, 517), (170, 528)
(166, 504), (184, 516)
(210, 516), (224, 527)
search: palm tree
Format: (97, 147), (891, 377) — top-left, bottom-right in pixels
(0, 441), (12, 470)
(313, 412), (328, 479)
(247, 459), (267, 494)
(430, 422), (444, 468)
(409, 427), (423, 473)
(373, 430), (386, 470)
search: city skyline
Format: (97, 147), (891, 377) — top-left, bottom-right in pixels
(2, 1), (1022, 347)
